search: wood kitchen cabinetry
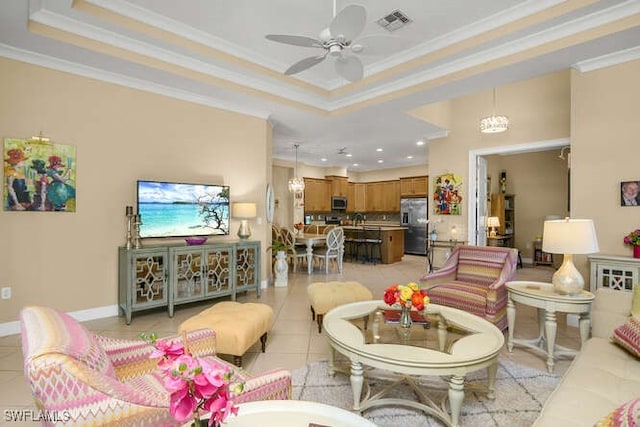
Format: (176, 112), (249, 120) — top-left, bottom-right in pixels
(353, 183), (366, 212)
(366, 181), (399, 212)
(400, 176), (428, 197)
(303, 178), (331, 211)
(327, 175), (348, 197)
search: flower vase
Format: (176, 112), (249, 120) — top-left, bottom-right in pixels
(634, 245), (640, 259)
(191, 419), (209, 427)
(399, 305), (412, 329)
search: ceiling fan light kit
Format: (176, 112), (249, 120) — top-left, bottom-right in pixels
(265, 3), (397, 82)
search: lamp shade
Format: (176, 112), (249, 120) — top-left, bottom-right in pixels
(487, 216), (500, 227)
(542, 218), (599, 254)
(232, 202), (257, 219)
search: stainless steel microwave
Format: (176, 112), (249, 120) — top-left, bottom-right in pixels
(331, 196), (347, 210)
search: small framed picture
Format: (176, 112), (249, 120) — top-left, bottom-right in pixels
(620, 181), (640, 206)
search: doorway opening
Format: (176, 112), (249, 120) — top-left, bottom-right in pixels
(466, 138), (570, 247)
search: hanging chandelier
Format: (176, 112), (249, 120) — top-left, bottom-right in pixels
(288, 144), (305, 194)
(480, 88), (509, 134)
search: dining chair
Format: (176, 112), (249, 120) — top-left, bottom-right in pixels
(312, 227), (345, 273)
(280, 227), (307, 272)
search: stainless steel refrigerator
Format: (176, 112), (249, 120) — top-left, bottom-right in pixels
(401, 198), (428, 255)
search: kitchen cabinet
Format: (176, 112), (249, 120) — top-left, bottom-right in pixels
(367, 181), (400, 212)
(353, 183), (366, 212)
(400, 176), (428, 197)
(303, 178), (331, 211)
(327, 175), (348, 197)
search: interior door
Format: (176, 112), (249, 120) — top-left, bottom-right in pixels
(476, 156), (488, 246)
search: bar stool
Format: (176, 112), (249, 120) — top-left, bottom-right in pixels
(362, 227), (382, 265)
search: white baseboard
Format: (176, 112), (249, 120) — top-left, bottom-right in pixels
(0, 304), (119, 337)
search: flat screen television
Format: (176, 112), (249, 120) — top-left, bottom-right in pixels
(136, 180), (230, 238)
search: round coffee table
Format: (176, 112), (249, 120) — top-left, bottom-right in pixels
(222, 400), (376, 426)
(323, 300), (504, 427)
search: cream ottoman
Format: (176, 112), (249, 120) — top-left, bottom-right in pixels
(307, 281), (373, 333)
(179, 301), (273, 367)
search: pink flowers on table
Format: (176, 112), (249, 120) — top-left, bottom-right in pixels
(143, 333), (242, 427)
(623, 229), (640, 246)
(383, 282), (429, 311)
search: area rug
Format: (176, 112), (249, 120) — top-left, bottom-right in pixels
(291, 358), (559, 427)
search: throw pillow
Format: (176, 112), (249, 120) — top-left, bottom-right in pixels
(632, 286), (640, 317)
(611, 315), (640, 358)
(595, 397), (640, 427)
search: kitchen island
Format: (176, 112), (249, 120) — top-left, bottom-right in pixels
(342, 225), (406, 264)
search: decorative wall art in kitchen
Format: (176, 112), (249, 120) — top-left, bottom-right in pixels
(433, 173), (462, 215)
(4, 137), (76, 212)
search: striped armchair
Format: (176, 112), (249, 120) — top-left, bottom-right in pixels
(419, 245), (518, 331)
(20, 306), (291, 426)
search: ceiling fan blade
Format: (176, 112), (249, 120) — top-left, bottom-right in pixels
(285, 55), (327, 75)
(330, 5), (366, 42)
(335, 55), (363, 82)
(265, 34), (323, 48)
(352, 34), (403, 56)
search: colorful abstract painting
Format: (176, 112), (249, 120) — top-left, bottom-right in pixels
(3, 138), (76, 212)
(433, 173), (462, 215)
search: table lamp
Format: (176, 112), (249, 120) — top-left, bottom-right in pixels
(232, 202), (257, 239)
(542, 218), (599, 295)
(487, 216), (500, 238)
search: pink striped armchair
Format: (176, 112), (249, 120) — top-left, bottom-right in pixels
(419, 245), (518, 331)
(20, 306), (291, 426)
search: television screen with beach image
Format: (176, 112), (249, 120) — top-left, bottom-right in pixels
(136, 180), (230, 238)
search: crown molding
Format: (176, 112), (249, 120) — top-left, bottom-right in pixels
(29, 7), (330, 109)
(0, 43), (272, 119)
(326, 0), (640, 111)
(573, 45), (640, 72)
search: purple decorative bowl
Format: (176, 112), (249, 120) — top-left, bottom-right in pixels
(185, 236), (208, 246)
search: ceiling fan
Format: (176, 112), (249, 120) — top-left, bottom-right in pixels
(265, 2), (397, 82)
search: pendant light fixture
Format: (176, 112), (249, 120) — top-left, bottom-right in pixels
(288, 144), (305, 194)
(480, 88), (509, 134)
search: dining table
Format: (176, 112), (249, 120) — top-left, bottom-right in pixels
(294, 232), (326, 274)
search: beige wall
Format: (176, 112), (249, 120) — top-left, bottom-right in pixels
(486, 151), (569, 260)
(424, 70), (570, 243)
(571, 59), (640, 258)
(0, 58), (270, 324)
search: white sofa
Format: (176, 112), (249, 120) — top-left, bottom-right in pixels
(534, 288), (640, 426)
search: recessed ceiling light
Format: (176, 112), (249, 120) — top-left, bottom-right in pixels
(416, 140), (425, 146)
(321, 158), (327, 162)
(407, 155), (413, 159)
(377, 160), (384, 163)
(346, 153), (353, 157)
(376, 148), (383, 152)
(352, 163), (359, 167)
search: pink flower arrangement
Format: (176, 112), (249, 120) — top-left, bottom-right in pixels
(383, 282), (429, 311)
(143, 333), (243, 426)
(623, 229), (640, 247)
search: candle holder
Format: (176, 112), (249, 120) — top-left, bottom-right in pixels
(133, 214), (142, 249)
(125, 206), (134, 249)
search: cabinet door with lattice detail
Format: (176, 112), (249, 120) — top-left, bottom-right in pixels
(203, 244), (234, 298)
(118, 247), (169, 325)
(171, 247), (206, 306)
(235, 241), (261, 297)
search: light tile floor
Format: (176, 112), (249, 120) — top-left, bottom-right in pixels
(0, 255), (583, 425)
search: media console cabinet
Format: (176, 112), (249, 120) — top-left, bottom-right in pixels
(118, 240), (261, 324)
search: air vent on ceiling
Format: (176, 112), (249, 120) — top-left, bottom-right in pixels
(376, 9), (412, 32)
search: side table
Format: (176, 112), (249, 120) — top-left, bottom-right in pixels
(506, 281), (595, 373)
